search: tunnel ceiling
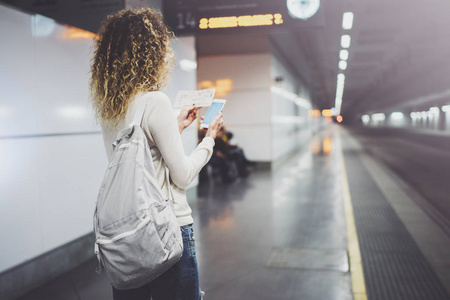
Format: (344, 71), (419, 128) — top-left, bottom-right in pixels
(270, 0), (450, 119)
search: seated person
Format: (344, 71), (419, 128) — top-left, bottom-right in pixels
(208, 128), (236, 183)
(199, 126), (252, 183)
(222, 129), (254, 170)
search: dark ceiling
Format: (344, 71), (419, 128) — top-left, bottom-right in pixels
(269, 0), (450, 118)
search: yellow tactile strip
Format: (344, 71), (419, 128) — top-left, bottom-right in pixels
(340, 149), (368, 300)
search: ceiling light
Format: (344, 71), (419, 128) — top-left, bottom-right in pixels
(322, 109), (334, 117)
(335, 74), (346, 115)
(179, 59), (197, 71)
(391, 112), (404, 120)
(342, 12), (354, 30)
(339, 60), (347, 70)
(341, 35), (351, 48)
(429, 106), (439, 113)
(335, 98), (342, 115)
(372, 113), (385, 121)
(340, 50), (349, 60)
(362, 115), (370, 124)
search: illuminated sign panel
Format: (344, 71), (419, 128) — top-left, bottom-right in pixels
(163, 0), (324, 36)
(199, 13), (283, 29)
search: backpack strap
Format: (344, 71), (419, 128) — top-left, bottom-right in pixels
(133, 97), (175, 205)
(113, 98), (150, 144)
(165, 166), (175, 205)
(131, 97), (149, 127)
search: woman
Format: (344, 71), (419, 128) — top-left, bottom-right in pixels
(89, 8), (222, 300)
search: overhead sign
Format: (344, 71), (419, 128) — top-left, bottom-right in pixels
(199, 13), (284, 30)
(163, 0), (325, 36)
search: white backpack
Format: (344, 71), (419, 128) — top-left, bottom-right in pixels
(93, 100), (183, 290)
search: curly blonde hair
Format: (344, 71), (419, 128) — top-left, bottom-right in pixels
(90, 8), (174, 126)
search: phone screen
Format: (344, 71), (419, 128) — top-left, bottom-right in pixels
(202, 102), (224, 127)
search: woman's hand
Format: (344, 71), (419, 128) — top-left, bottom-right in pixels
(177, 106), (201, 133)
(205, 112), (223, 139)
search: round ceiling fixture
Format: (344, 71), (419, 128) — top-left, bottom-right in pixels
(287, 0), (321, 20)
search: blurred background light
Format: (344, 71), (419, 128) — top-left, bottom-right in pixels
(31, 14), (56, 37)
(391, 112), (404, 120)
(340, 50), (349, 60)
(429, 106), (439, 113)
(341, 35), (351, 48)
(61, 26), (98, 39)
(322, 109), (334, 117)
(309, 110), (321, 117)
(339, 60), (347, 70)
(372, 113), (385, 121)
(179, 59), (197, 72)
(342, 12), (354, 30)
(421, 111), (428, 119)
(362, 114), (370, 124)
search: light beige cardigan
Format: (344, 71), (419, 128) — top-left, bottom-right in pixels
(101, 91), (215, 226)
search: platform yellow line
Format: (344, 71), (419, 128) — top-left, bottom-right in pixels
(340, 149), (368, 300)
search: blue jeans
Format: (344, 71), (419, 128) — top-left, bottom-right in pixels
(112, 225), (201, 300)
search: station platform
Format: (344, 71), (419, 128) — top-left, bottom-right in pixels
(18, 125), (450, 300)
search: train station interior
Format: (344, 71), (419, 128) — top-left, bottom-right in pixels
(1, 0), (449, 299)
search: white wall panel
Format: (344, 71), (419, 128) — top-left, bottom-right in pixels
(0, 6), (36, 137)
(225, 124), (272, 161)
(198, 54), (272, 161)
(222, 91), (271, 126)
(270, 55), (312, 161)
(36, 136), (106, 251)
(0, 7), (97, 138)
(198, 54), (271, 91)
(33, 27), (96, 134)
(0, 139), (42, 270)
(0, 135), (107, 271)
(0, 4), (105, 272)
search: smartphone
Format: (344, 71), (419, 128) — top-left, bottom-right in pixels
(200, 99), (226, 129)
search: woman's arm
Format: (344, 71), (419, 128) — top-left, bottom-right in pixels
(145, 93), (221, 189)
(177, 106), (201, 134)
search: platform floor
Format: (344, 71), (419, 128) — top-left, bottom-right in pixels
(18, 125), (450, 300)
